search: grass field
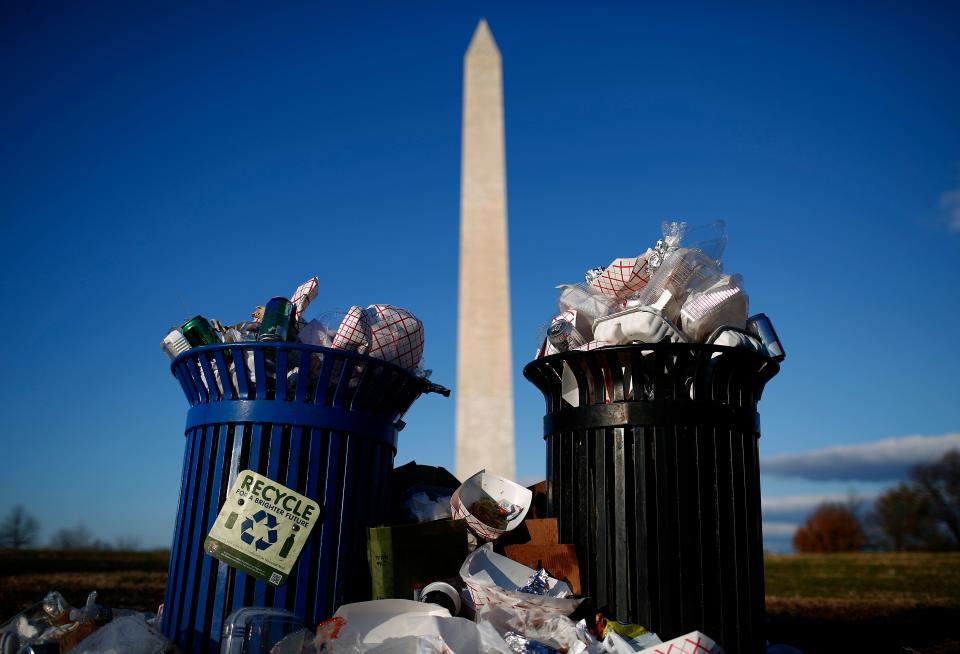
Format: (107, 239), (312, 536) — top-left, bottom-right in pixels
(2, 550), (959, 652)
(764, 552), (960, 654)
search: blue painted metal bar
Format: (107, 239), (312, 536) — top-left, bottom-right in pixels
(162, 343), (439, 653)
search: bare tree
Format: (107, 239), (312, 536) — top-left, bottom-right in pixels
(0, 505), (40, 549)
(911, 449), (960, 549)
(115, 535), (141, 551)
(49, 524), (92, 550)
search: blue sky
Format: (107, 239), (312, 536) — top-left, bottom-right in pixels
(1, 2), (958, 551)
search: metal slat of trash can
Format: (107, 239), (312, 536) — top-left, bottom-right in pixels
(161, 342), (436, 653)
(524, 344), (778, 654)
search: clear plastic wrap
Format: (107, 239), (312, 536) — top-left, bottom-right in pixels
(679, 273), (748, 343)
(557, 284), (619, 323)
(636, 248), (721, 323)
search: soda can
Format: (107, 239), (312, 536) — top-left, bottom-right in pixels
(547, 320), (573, 352)
(746, 313), (785, 362)
(161, 328), (192, 360)
(182, 316), (222, 348)
(547, 319), (585, 352)
(258, 297), (296, 342)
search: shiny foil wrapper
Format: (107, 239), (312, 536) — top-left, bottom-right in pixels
(504, 632), (560, 654)
(584, 266), (606, 284)
(516, 568), (550, 595)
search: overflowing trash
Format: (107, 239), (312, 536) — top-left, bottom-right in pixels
(160, 276), (433, 377)
(3, 236), (795, 652)
(0, 467), (738, 653)
(0, 590), (175, 654)
(534, 222), (786, 362)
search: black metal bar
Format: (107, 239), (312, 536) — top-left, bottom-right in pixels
(524, 344), (778, 654)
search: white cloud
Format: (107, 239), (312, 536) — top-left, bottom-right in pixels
(762, 521), (798, 537)
(761, 432), (960, 482)
(942, 188), (960, 232)
(763, 493), (854, 515)
(761, 492), (878, 523)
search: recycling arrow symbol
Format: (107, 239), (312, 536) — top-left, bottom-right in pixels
(240, 510), (278, 551)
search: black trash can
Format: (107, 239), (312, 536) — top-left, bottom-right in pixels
(524, 343), (778, 654)
(161, 342), (446, 653)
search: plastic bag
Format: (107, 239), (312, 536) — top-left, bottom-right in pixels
(71, 614), (176, 654)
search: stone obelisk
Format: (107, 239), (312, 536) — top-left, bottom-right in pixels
(455, 19), (515, 481)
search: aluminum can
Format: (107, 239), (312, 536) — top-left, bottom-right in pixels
(161, 328), (192, 360)
(746, 313), (785, 361)
(547, 319), (585, 352)
(257, 297), (296, 342)
(182, 316), (221, 347)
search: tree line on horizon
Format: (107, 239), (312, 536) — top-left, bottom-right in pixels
(793, 449), (960, 553)
(0, 507), (142, 551)
(3, 450), (958, 555)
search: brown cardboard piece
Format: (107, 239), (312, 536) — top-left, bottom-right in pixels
(496, 516), (582, 595)
(502, 543), (581, 595)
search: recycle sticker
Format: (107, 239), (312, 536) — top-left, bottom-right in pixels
(204, 470), (320, 586)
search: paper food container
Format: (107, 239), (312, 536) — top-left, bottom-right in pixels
(450, 470), (532, 541)
(459, 544), (583, 616)
(637, 630), (720, 654)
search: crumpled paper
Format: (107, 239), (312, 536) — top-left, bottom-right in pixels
(291, 277), (320, 322)
(593, 307), (687, 346)
(588, 252), (654, 301)
(459, 544), (582, 616)
(477, 605), (590, 654)
(314, 600), (508, 653)
(333, 305), (425, 372)
(637, 630), (722, 654)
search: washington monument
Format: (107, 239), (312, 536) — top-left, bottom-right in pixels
(455, 19), (515, 481)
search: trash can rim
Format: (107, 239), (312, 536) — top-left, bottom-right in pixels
(522, 341), (778, 379)
(170, 340), (420, 380)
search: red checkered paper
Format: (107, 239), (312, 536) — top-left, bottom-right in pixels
(332, 304), (424, 372)
(589, 251), (654, 301)
(332, 306), (370, 353)
(290, 277), (319, 321)
(638, 631), (721, 654)
(364, 304), (424, 372)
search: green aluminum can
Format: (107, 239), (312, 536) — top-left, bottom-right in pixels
(181, 315), (221, 347)
(257, 296), (296, 342)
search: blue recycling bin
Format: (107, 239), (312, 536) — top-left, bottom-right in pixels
(161, 342), (446, 653)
